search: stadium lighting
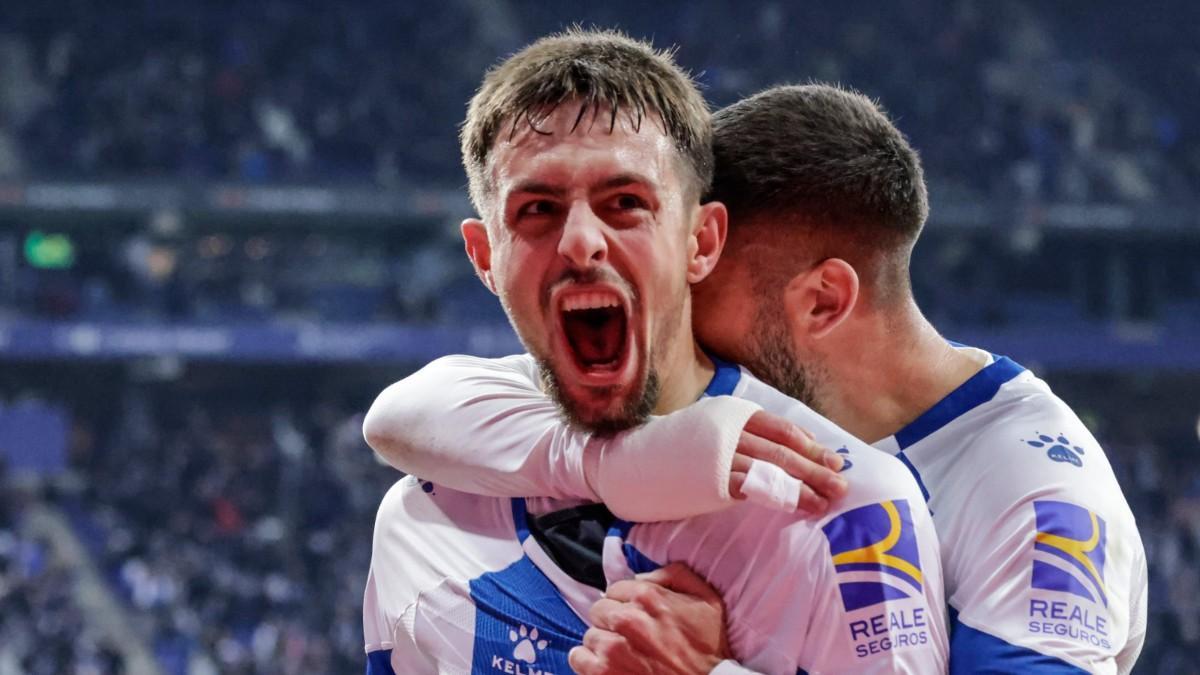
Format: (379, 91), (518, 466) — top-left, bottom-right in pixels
(23, 231), (76, 270)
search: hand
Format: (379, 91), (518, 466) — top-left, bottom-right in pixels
(729, 410), (848, 515)
(568, 563), (731, 675)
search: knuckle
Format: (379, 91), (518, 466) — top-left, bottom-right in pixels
(595, 634), (625, 658)
(783, 423), (803, 447)
(583, 629), (603, 649)
(631, 587), (667, 615)
(630, 583), (658, 605)
(769, 443), (791, 468)
(611, 609), (651, 637)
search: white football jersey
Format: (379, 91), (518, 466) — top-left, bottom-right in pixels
(364, 355), (949, 674)
(870, 346), (1147, 674)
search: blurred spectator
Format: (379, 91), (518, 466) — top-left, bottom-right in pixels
(0, 1), (1194, 202)
(0, 462), (126, 675)
(58, 379), (396, 675)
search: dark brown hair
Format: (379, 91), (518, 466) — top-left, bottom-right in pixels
(461, 27), (712, 211)
(710, 84), (929, 300)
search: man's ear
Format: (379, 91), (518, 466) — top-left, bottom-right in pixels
(783, 258), (859, 339)
(686, 201), (728, 284)
(461, 218), (497, 294)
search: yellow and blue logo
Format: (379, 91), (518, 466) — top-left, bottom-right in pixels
(822, 499), (923, 612)
(1031, 500), (1107, 606)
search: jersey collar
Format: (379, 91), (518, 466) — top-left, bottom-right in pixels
(702, 353), (742, 398)
(892, 352), (1026, 450)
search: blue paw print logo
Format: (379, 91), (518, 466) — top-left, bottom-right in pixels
(835, 447), (853, 472)
(1025, 433), (1085, 467)
(418, 479), (435, 494)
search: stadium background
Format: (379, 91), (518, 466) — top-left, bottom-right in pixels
(0, 1), (1196, 673)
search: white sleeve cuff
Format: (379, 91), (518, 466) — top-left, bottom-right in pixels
(711, 659), (763, 675)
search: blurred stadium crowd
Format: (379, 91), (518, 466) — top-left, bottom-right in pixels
(2, 369), (396, 674)
(0, 1), (1197, 674)
(0, 1), (1196, 201)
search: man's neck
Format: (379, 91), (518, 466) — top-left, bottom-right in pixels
(818, 301), (988, 444)
(653, 340), (716, 415)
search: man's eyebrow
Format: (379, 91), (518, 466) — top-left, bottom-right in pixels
(597, 172), (657, 191)
(507, 181), (567, 198)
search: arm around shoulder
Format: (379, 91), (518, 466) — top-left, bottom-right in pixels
(363, 353), (767, 521)
(363, 354), (598, 500)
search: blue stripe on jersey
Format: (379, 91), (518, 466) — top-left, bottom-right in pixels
(511, 497), (531, 543)
(623, 542), (662, 574)
(469, 555), (589, 674)
(606, 518), (663, 573)
(949, 607), (1088, 674)
(895, 353), (1025, 450)
(895, 450), (932, 504)
(704, 354), (742, 397)
(365, 649), (395, 675)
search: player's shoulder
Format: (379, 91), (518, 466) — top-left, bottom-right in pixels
(734, 368), (914, 474)
(416, 352), (538, 380)
(731, 365), (931, 510)
(974, 369), (1095, 444)
(373, 475), (513, 540)
(835, 444), (930, 511)
(373, 475), (427, 536)
(957, 369), (1133, 514)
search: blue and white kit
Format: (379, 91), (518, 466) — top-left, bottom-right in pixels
(365, 346), (1147, 674)
(869, 346), (1146, 674)
(364, 355), (949, 674)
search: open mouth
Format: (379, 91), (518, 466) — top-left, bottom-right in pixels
(558, 290), (630, 375)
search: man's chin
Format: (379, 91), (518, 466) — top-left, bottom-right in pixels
(537, 359), (658, 435)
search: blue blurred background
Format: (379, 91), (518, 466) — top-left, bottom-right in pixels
(0, 1), (1197, 673)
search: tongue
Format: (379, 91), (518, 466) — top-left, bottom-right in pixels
(564, 308), (624, 367)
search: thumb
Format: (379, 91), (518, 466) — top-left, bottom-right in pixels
(635, 562), (719, 600)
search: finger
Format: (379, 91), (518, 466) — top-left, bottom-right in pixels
(588, 597), (629, 630)
(730, 454), (753, 499)
(568, 646), (602, 675)
(795, 480), (830, 516)
(738, 431), (847, 501)
(731, 453), (752, 475)
(745, 411), (846, 475)
(729, 470), (748, 499)
(743, 411), (821, 458)
(634, 561), (720, 600)
(823, 450), (846, 471)
(604, 580), (665, 615)
(582, 627), (634, 658)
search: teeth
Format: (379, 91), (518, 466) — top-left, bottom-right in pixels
(562, 291), (623, 312)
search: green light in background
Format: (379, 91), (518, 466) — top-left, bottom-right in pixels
(24, 231), (76, 269)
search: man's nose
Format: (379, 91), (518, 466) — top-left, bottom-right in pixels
(558, 203), (608, 269)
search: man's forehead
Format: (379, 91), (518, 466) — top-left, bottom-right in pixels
(487, 104), (679, 191)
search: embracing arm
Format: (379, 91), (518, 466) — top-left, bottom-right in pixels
(363, 354), (845, 521)
(364, 354), (601, 501)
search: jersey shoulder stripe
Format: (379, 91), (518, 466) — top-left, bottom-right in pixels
(895, 354), (1024, 450)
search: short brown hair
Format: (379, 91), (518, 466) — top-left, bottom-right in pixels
(461, 28), (712, 211)
(710, 84), (929, 300)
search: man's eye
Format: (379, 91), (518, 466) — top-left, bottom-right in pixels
(613, 194), (646, 210)
(520, 200), (557, 217)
